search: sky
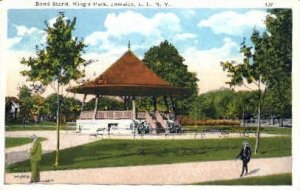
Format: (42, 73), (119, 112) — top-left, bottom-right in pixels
(6, 8), (268, 97)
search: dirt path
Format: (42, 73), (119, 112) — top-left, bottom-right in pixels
(5, 156), (291, 185)
(5, 131), (98, 165)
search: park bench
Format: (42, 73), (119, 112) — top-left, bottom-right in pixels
(193, 129), (206, 139)
(239, 128), (257, 137)
(89, 128), (105, 138)
(204, 128), (220, 133)
(220, 129), (231, 137)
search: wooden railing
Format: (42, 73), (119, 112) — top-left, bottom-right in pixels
(96, 111), (133, 119)
(79, 111), (94, 119)
(79, 110), (175, 122)
(79, 111), (148, 120)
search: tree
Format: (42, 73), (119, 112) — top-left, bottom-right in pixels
(21, 12), (87, 166)
(44, 93), (81, 122)
(189, 89), (259, 121)
(31, 95), (46, 123)
(221, 9), (292, 154)
(60, 97), (82, 122)
(44, 93), (61, 121)
(143, 40), (199, 115)
(262, 9), (292, 123)
(18, 85), (34, 123)
(221, 35), (267, 154)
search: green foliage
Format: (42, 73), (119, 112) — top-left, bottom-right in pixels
(143, 40), (199, 115)
(196, 173), (292, 185)
(221, 9), (292, 120)
(45, 93), (81, 122)
(20, 12), (88, 166)
(7, 137), (291, 172)
(189, 89), (257, 120)
(220, 9), (292, 153)
(17, 85), (46, 122)
(262, 9), (292, 119)
(84, 97), (123, 111)
(20, 13), (86, 86)
(18, 85), (33, 122)
(61, 97), (81, 122)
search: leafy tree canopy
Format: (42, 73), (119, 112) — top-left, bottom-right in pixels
(21, 13), (86, 86)
(142, 40), (199, 115)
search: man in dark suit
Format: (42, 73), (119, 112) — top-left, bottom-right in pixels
(236, 141), (251, 177)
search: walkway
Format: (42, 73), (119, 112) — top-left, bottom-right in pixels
(5, 156), (291, 184)
(5, 131), (98, 165)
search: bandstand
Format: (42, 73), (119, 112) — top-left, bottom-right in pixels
(68, 49), (186, 135)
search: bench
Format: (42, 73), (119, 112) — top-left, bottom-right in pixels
(89, 128), (105, 138)
(240, 128), (257, 137)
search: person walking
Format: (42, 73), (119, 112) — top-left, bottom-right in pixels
(29, 134), (42, 183)
(236, 141), (251, 177)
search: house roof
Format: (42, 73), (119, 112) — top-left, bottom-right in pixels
(68, 50), (185, 96)
(5, 96), (21, 104)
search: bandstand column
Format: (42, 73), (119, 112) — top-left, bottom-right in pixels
(152, 96), (157, 112)
(163, 96), (170, 119)
(81, 94), (87, 111)
(132, 96), (136, 119)
(170, 96), (177, 118)
(94, 95), (100, 119)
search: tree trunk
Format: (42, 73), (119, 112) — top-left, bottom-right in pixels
(254, 104), (261, 154)
(241, 108), (245, 127)
(55, 81), (60, 167)
(254, 78), (262, 154)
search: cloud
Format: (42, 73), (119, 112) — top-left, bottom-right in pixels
(104, 11), (180, 37)
(198, 10), (268, 36)
(9, 16), (71, 50)
(15, 25), (42, 36)
(9, 25), (46, 50)
(85, 11), (181, 50)
(85, 31), (108, 46)
(182, 38), (242, 93)
(183, 10), (196, 18)
(174, 33), (197, 41)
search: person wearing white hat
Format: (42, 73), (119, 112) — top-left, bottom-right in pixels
(29, 134), (42, 183)
(236, 141), (251, 177)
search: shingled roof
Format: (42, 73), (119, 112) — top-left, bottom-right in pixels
(68, 50), (185, 96)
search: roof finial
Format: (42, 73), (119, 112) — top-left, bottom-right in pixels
(128, 40), (131, 50)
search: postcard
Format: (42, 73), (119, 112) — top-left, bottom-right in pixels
(0, 0), (299, 189)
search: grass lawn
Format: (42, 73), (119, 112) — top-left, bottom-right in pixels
(5, 122), (73, 131)
(195, 173), (292, 185)
(5, 137), (47, 148)
(6, 136), (291, 173)
(184, 125), (291, 135)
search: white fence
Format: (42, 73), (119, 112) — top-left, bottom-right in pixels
(241, 119), (292, 127)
